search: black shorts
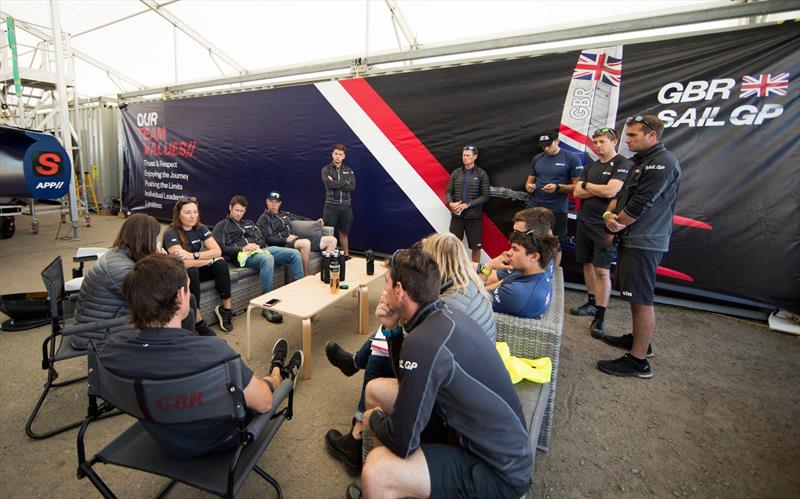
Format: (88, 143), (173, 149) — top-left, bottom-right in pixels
(323, 203), (353, 233)
(422, 444), (524, 499)
(449, 217), (482, 250)
(552, 211), (568, 250)
(575, 219), (616, 269)
(616, 247), (663, 305)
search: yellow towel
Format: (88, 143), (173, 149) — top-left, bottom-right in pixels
(495, 342), (552, 384)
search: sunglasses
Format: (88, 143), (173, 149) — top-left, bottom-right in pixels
(594, 127), (617, 138)
(463, 145), (477, 152)
(389, 249), (404, 285)
(626, 115), (656, 133)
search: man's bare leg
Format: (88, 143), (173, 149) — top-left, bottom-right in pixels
(583, 263), (596, 297)
(630, 302), (655, 359)
(340, 232), (349, 256)
(361, 446), (431, 499)
(594, 267), (611, 307)
(365, 378), (399, 413)
(471, 248), (481, 263)
(320, 235), (337, 252)
(293, 238), (312, 275)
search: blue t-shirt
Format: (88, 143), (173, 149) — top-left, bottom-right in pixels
(163, 223), (212, 252)
(528, 149), (583, 212)
(492, 270), (552, 319)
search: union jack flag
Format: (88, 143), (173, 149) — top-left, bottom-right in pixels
(740, 73), (789, 98)
(572, 52), (622, 87)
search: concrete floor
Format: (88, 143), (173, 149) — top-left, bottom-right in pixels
(1, 211), (798, 499)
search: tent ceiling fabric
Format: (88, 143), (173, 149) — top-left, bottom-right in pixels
(0, 0), (794, 99)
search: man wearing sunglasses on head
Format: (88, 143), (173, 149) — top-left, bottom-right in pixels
(525, 129), (583, 267)
(571, 128), (633, 337)
(445, 145), (491, 263)
(599, 114), (682, 379)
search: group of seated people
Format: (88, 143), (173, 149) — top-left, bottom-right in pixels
(73, 199), (560, 498)
(72, 192), (337, 345)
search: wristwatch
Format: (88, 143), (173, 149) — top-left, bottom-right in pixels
(477, 263), (492, 276)
(193, 251), (200, 260)
(582, 181), (588, 190)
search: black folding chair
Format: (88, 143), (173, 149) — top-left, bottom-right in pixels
(25, 256), (127, 439)
(77, 347), (294, 498)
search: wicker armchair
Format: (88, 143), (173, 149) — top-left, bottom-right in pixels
(494, 267), (564, 452)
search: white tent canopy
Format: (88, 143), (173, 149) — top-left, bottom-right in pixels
(3, 0), (796, 100)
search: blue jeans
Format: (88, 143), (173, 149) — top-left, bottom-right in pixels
(245, 247), (303, 292)
(353, 336), (394, 418)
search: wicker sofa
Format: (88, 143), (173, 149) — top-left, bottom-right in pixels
(494, 267), (565, 452)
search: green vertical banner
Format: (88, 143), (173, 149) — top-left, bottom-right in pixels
(6, 16), (22, 97)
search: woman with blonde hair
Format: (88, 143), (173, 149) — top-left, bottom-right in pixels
(420, 232), (496, 340)
(323, 232), (496, 476)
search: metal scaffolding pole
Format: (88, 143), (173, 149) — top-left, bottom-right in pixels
(48, 0), (79, 239)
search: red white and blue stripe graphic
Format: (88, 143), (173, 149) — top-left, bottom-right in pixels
(315, 79), (508, 257)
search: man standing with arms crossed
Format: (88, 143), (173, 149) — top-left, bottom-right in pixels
(600, 115), (681, 378)
(322, 144), (355, 256)
(525, 129), (583, 266)
(571, 128), (632, 337)
(445, 144), (490, 263)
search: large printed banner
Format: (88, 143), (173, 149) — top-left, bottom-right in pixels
(122, 23), (799, 313)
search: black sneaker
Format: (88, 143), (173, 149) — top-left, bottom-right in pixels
(597, 353), (652, 379)
(345, 484), (363, 499)
(602, 333), (654, 358)
(262, 308), (283, 324)
(590, 319), (606, 339)
(215, 305), (233, 332)
(325, 429), (363, 476)
(325, 341), (359, 377)
(270, 338), (288, 372)
(570, 302), (597, 316)
(283, 351), (304, 387)
(195, 320), (216, 337)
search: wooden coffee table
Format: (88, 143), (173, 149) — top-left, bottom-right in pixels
(245, 256), (386, 379)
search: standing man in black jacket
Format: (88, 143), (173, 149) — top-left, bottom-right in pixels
(445, 145), (490, 263)
(322, 144), (355, 256)
(600, 115), (682, 379)
(350, 247), (532, 499)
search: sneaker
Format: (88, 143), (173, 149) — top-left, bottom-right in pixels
(269, 338), (288, 372)
(597, 353), (652, 379)
(601, 333), (654, 358)
(194, 320), (216, 337)
(325, 429), (363, 476)
(215, 305), (233, 332)
(283, 350), (304, 387)
(590, 319), (606, 339)
(325, 341), (359, 377)
(262, 308), (283, 324)
(345, 484), (363, 499)
(570, 302), (597, 316)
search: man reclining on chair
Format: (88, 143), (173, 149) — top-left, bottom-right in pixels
(97, 254), (303, 458)
(352, 247), (532, 499)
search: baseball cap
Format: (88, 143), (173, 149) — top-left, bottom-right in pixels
(267, 191), (282, 201)
(463, 144), (478, 154)
(536, 129), (559, 147)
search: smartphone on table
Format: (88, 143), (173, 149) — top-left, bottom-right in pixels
(264, 298), (280, 307)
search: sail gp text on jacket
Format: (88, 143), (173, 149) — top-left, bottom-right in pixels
(655, 73), (788, 128)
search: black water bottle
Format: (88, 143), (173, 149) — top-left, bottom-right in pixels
(366, 249), (374, 276)
(338, 253), (347, 282)
(321, 251), (330, 283)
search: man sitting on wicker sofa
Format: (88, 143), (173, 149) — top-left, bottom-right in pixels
(97, 254), (303, 458)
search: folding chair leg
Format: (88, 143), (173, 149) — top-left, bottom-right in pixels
(254, 465), (283, 499)
(79, 461), (118, 499)
(25, 370), (86, 439)
(155, 480), (177, 499)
